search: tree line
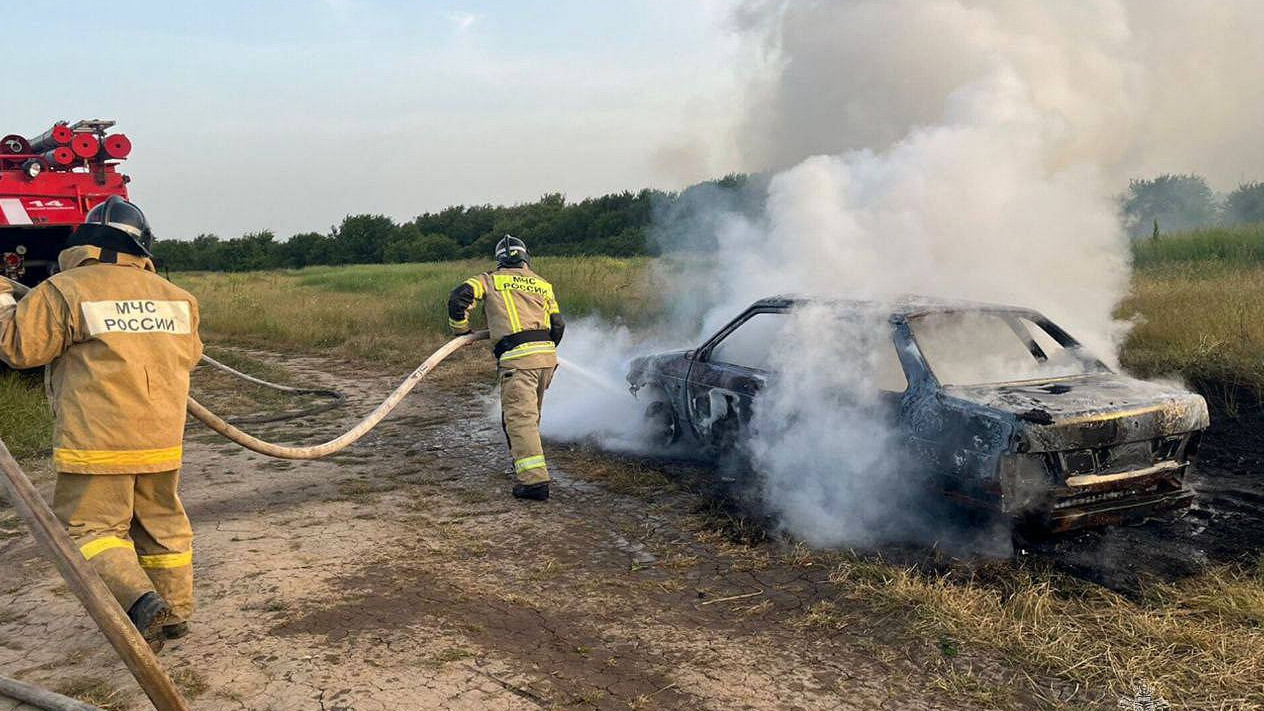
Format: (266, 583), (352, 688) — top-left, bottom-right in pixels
(153, 173), (1264, 271)
(153, 189), (674, 272)
(1121, 176), (1264, 239)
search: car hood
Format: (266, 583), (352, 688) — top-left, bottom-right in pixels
(942, 372), (1209, 452)
(627, 349), (693, 385)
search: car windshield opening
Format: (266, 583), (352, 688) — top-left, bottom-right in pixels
(909, 311), (1095, 386)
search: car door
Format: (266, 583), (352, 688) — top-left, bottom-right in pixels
(685, 309), (784, 452)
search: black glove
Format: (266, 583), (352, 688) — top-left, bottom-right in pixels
(549, 313), (566, 346)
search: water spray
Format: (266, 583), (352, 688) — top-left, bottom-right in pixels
(557, 356), (628, 398)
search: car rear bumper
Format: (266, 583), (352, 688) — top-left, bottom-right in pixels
(1043, 463), (1194, 532)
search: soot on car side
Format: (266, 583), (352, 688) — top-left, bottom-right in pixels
(627, 296), (1209, 534)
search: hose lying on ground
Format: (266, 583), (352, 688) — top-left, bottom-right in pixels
(187, 331), (489, 459)
(0, 674), (106, 711)
(198, 353), (345, 424)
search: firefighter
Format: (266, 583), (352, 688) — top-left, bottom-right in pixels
(448, 235), (565, 500)
(0, 197), (203, 651)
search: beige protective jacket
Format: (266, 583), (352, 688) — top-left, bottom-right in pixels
(0, 246), (203, 474)
(448, 265), (563, 370)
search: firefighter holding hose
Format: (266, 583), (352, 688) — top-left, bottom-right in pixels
(0, 197), (202, 651)
(448, 235), (565, 500)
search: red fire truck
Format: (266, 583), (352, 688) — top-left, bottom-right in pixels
(0, 120), (133, 288)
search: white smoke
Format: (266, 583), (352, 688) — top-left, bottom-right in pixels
(540, 318), (669, 452)
(733, 0), (1264, 191)
(543, 0), (1262, 548)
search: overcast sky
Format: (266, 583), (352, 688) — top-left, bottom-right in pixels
(9, 1), (741, 239)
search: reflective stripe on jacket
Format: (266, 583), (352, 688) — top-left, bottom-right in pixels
(447, 265), (561, 370)
(0, 246), (204, 474)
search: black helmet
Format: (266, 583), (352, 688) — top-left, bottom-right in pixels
(69, 196), (155, 257)
(495, 234), (528, 267)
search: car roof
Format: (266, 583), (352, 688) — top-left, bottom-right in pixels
(751, 294), (1047, 319)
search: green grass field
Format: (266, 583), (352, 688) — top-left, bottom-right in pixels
(1132, 223), (1264, 268)
(173, 257), (658, 366)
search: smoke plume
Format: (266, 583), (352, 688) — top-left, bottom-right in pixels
(542, 0), (1264, 549)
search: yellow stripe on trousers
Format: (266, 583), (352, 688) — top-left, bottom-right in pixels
(139, 550), (193, 569)
(54, 445), (183, 469)
(514, 455), (547, 473)
(79, 536), (135, 560)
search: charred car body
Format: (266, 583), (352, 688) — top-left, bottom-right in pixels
(627, 296), (1209, 533)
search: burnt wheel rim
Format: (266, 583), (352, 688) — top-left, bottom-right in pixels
(644, 400), (677, 447)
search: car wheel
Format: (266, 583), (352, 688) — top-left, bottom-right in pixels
(642, 391), (679, 449)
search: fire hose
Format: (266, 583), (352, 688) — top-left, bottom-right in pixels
(187, 330), (488, 458)
(0, 674), (106, 711)
(197, 353), (345, 425)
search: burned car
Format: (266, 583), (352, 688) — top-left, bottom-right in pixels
(627, 296), (1209, 533)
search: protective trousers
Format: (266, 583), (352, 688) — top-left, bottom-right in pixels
(499, 366), (555, 485)
(52, 470), (194, 622)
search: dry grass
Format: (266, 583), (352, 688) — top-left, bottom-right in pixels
(174, 256), (657, 368)
(54, 677), (130, 711)
(826, 557), (1264, 709)
(550, 443), (676, 497)
(1121, 262), (1264, 391)
(171, 667), (210, 699)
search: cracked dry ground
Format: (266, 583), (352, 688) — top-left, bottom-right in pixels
(1, 348), (1042, 711)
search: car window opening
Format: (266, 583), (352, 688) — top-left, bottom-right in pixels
(708, 309), (908, 394)
(708, 311), (784, 371)
(909, 311), (1094, 386)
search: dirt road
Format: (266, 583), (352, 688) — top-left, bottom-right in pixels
(1, 348), (1035, 711)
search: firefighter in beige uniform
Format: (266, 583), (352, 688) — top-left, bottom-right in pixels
(0, 197), (202, 650)
(448, 236), (565, 500)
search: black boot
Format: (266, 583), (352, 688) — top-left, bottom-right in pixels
(127, 591), (172, 652)
(512, 482), (549, 501)
(163, 622), (190, 640)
